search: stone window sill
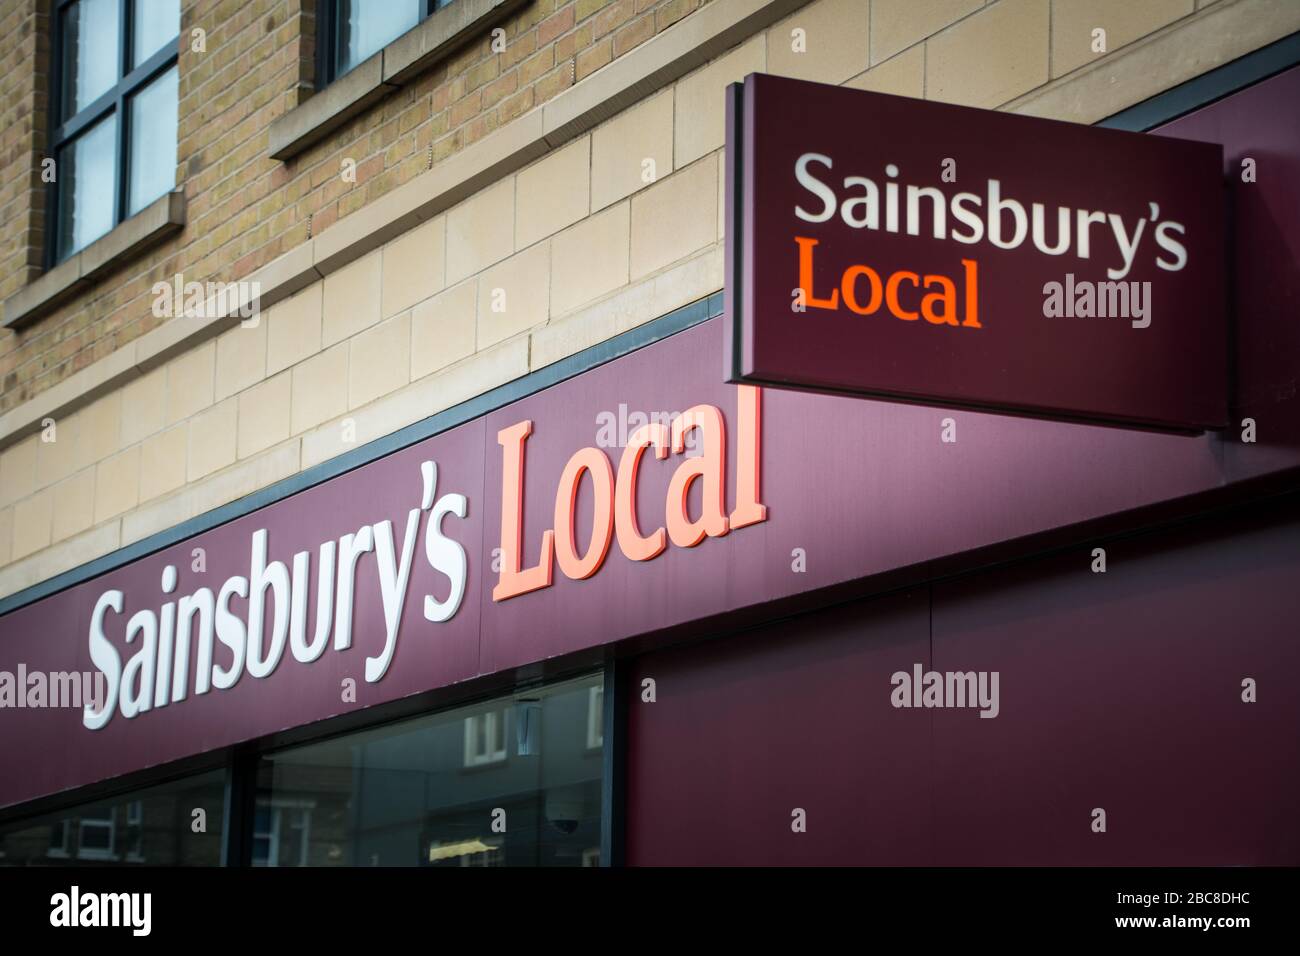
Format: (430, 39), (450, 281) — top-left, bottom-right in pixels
(268, 0), (530, 162)
(2, 190), (186, 330)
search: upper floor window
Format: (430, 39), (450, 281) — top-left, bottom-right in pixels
(321, 0), (456, 84)
(51, 0), (180, 263)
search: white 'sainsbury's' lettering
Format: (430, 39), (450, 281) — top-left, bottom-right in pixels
(83, 462), (468, 731)
(793, 153), (1189, 280)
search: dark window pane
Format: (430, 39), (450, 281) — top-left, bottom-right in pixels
(132, 0), (180, 67)
(57, 114), (117, 260)
(61, 0), (120, 118)
(257, 674), (603, 866)
(335, 0), (421, 77)
(78, 815), (114, 854)
(127, 65), (178, 215)
(0, 770), (225, 867)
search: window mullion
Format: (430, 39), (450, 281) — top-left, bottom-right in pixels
(113, 94), (126, 229)
(54, 89), (116, 144)
(114, 0), (129, 228)
(122, 43), (178, 96)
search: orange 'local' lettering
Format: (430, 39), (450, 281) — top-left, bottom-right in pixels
(796, 235), (981, 328)
(492, 385), (768, 601)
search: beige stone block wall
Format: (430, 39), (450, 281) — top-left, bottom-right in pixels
(120, 368), (167, 447)
(516, 136), (592, 249)
(238, 373), (293, 459)
(591, 90), (673, 211)
(411, 282), (478, 379)
(4, 0), (1295, 598)
(477, 243), (552, 346)
(215, 320), (269, 402)
(447, 179), (517, 284)
(350, 313), (413, 408)
(139, 425), (188, 504)
(552, 201), (631, 315)
(51, 469), (96, 544)
(382, 217), (447, 318)
(267, 284), (325, 375)
(1051, 0), (1194, 78)
(766, 0), (871, 83)
(674, 35), (765, 168)
(927, 0), (1051, 108)
(322, 251), (383, 346)
(871, 0), (983, 65)
(630, 158), (719, 280)
(94, 447), (141, 525)
(165, 342), (217, 426)
(0, 434), (37, 508)
(291, 343), (351, 435)
(846, 44), (926, 97)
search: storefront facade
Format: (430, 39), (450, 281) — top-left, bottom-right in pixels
(0, 0), (1297, 867)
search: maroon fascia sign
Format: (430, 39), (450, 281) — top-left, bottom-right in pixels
(723, 73), (1229, 432)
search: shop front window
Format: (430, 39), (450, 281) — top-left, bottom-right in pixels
(0, 769), (226, 866)
(256, 673), (604, 866)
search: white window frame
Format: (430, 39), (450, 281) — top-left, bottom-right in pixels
(463, 709), (508, 767)
(252, 799), (314, 867)
(76, 808), (117, 861)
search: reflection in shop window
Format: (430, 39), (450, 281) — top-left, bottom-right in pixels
(464, 709), (509, 767)
(76, 808), (116, 860)
(426, 836), (504, 866)
(124, 800), (144, 861)
(252, 800), (314, 867)
(256, 673), (604, 866)
(47, 820), (72, 859)
(0, 770), (225, 867)
(587, 685), (604, 750)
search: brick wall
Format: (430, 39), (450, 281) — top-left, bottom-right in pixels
(0, 0), (50, 386)
(0, 0), (714, 416)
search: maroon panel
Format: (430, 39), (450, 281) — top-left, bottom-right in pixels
(0, 311), (1295, 811)
(2, 69), (1298, 813)
(624, 588), (933, 866)
(0, 420), (487, 806)
(1154, 65), (1300, 478)
(625, 501), (1300, 865)
(726, 73), (1228, 430)
(929, 506), (1300, 865)
(474, 320), (1227, 678)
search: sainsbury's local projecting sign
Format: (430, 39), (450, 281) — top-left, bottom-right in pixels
(723, 73), (1228, 431)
